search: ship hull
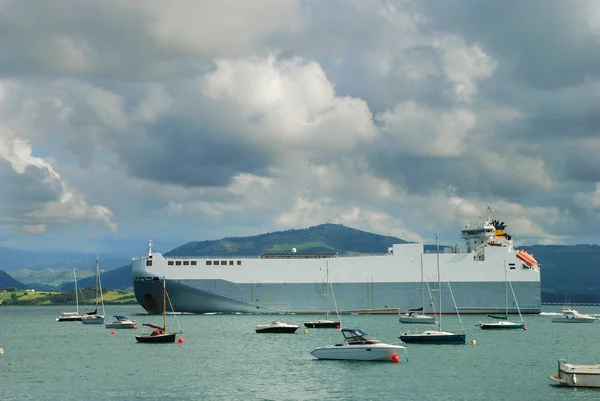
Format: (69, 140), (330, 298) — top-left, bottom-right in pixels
(134, 278), (540, 315)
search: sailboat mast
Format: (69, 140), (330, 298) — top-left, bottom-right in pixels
(420, 254), (424, 312)
(97, 258), (105, 316)
(73, 269), (79, 315)
(325, 261), (329, 320)
(163, 280), (167, 330)
(504, 260), (508, 316)
(436, 236), (441, 330)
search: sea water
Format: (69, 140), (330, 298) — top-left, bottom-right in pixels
(1, 305), (599, 400)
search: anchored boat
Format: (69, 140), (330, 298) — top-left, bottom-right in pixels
(132, 205), (541, 315)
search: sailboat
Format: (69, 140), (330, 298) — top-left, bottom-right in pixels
(399, 254), (436, 324)
(81, 258), (106, 325)
(399, 238), (466, 344)
(304, 261), (340, 329)
(56, 269), (84, 322)
(478, 260), (525, 330)
(136, 279), (182, 343)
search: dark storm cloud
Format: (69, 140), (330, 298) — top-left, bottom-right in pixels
(420, 0), (600, 89)
(116, 118), (274, 187)
(0, 160), (62, 205)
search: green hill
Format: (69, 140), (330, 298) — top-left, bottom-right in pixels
(167, 223), (406, 256)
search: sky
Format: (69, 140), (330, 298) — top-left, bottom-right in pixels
(1, 0), (600, 255)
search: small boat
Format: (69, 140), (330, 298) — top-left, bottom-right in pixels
(398, 311), (436, 324)
(516, 249), (538, 268)
(311, 328), (406, 362)
(478, 320), (525, 330)
(255, 320), (299, 333)
(552, 308), (597, 323)
(478, 261), (525, 330)
(56, 269), (84, 322)
(399, 256), (436, 325)
(304, 262), (341, 329)
(81, 258), (106, 325)
(135, 280), (182, 344)
(105, 315), (137, 329)
(549, 359), (600, 387)
(399, 238), (466, 344)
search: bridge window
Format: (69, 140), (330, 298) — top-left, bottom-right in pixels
(229, 260), (234, 265)
(146, 260), (152, 267)
(168, 261), (174, 266)
(183, 261), (189, 266)
(191, 261), (197, 265)
(206, 261), (212, 265)
(176, 261), (182, 266)
(237, 261), (241, 265)
(221, 261), (227, 266)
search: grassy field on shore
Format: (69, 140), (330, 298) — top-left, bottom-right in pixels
(0, 289), (137, 306)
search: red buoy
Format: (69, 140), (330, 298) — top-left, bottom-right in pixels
(523, 327), (528, 331)
(391, 354), (399, 363)
(336, 325), (340, 329)
(178, 338), (184, 344)
(111, 331), (115, 335)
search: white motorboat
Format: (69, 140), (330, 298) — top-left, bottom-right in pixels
(255, 320), (299, 333)
(105, 315), (138, 329)
(311, 328), (406, 362)
(549, 359), (600, 387)
(551, 308), (597, 323)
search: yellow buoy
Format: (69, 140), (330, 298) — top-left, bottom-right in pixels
(304, 329), (308, 334)
(0, 347), (4, 355)
(470, 340), (477, 345)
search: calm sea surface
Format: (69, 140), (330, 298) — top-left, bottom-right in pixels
(1, 305), (600, 400)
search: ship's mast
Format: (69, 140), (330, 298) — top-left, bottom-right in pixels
(148, 240), (153, 258)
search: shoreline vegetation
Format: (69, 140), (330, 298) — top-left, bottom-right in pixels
(0, 287), (137, 306)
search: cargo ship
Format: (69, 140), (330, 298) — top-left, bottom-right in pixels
(132, 205), (541, 315)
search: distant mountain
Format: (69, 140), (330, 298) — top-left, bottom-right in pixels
(0, 247), (131, 272)
(0, 270), (27, 290)
(516, 245), (600, 303)
(167, 223), (407, 256)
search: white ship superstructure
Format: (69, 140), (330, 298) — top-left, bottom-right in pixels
(132, 205), (541, 315)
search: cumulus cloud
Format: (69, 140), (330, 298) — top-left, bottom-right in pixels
(0, 0), (599, 252)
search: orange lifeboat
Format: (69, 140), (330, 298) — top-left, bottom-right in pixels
(516, 249), (538, 267)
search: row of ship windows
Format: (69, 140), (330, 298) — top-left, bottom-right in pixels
(146, 260), (243, 266)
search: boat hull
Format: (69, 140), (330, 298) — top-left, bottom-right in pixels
(304, 321), (340, 329)
(478, 322), (524, 330)
(552, 317), (596, 323)
(255, 327), (298, 333)
(399, 332), (466, 345)
(133, 278), (541, 315)
(311, 344), (406, 361)
(398, 315), (436, 324)
(549, 360), (600, 387)
(81, 316), (105, 324)
(133, 242), (541, 315)
(56, 316), (82, 322)
(105, 323), (137, 329)
(135, 333), (177, 343)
